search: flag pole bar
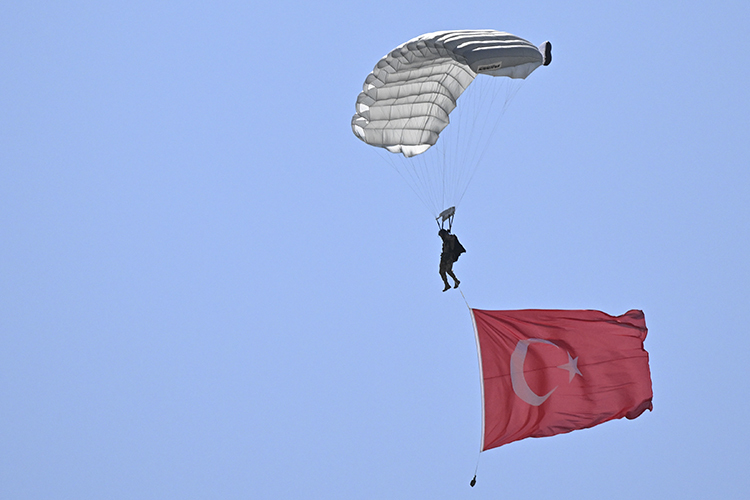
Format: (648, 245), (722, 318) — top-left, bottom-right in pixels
(459, 287), (483, 487)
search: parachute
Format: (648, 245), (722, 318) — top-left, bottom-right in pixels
(352, 30), (551, 220)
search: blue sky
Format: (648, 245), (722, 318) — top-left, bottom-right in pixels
(2, 1), (749, 498)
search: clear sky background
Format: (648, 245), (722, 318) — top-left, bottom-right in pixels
(2, 1), (749, 498)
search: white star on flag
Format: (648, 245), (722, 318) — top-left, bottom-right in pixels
(558, 352), (583, 382)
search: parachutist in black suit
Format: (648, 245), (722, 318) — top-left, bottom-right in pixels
(439, 229), (466, 292)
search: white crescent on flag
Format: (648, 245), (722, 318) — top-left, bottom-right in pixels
(510, 339), (584, 406)
(510, 339), (559, 406)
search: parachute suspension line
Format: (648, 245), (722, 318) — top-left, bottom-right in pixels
(455, 78), (526, 208)
(443, 67), (473, 212)
(459, 74), (488, 201)
(391, 68), (458, 218)
(465, 78), (503, 181)
(376, 149), (436, 219)
(453, 78), (502, 207)
(392, 75), (527, 215)
(431, 73), (505, 212)
(378, 143), (448, 218)
(420, 69), (469, 215)
(412, 147), (442, 216)
(383, 58), (448, 217)
(438, 84), (458, 211)
(431, 70), (455, 216)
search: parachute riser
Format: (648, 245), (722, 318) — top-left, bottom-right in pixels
(436, 206), (456, 231)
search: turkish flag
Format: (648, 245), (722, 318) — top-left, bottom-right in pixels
(470, 309), (653, 452)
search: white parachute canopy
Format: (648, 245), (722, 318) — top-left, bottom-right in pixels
(352, 30), (551, 217)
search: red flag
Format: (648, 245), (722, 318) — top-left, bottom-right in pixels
(471, 308), (653, 452)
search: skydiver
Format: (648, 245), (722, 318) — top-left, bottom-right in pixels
(438, 228), (466, 292)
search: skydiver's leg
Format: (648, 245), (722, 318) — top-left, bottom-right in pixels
(439, 260), (451, 292)
(446, 267), (460, 288)
(442, 260), (460, 289)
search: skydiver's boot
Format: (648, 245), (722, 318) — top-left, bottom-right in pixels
(440, 269), (451, 291)
(447, 269), (460, 289)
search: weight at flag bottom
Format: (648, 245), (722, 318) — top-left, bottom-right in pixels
(470, 309), (653, 452)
